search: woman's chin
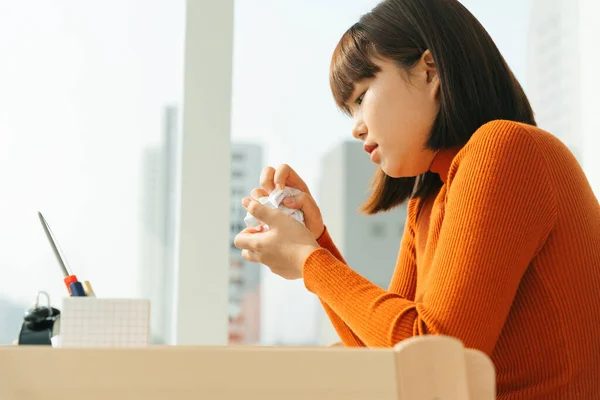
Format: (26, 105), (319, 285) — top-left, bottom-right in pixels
(380, 162), (401, 178)
(381, 163), (418, 179)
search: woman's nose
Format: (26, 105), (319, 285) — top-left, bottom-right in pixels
(352, 121), (367, 140)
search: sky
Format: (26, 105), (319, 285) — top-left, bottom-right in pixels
(0, 0), (534, 345)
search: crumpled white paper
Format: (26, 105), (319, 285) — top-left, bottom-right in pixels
(244, 186), (305, 229)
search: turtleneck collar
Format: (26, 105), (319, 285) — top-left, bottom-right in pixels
(429, 147), (462, 183)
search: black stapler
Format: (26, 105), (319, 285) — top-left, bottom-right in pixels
(17, 291), (60, 345)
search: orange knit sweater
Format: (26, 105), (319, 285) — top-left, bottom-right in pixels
(303, 120), (600, 399)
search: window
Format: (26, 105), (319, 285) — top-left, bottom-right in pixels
(232, 170), (245, 179)
(232, 152), (245, 162)
(371, 223), (387, 237)
(0, 0), (186, 345)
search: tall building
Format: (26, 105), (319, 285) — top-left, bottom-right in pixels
(315, 141), (407, 345)
(0, 297), (27, 344)
(140, 105), (179, 344)
(141, 117), (264, 344)
(526, 0), (583, 163)
(578, 0), (600, 196)
(527, 0), (600, 195)
(228, 143), (263, 344)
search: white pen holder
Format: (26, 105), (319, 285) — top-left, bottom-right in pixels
(54, 297), (151, 348)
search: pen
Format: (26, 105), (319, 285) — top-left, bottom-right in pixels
(38, 211), (89, 297)
(82, 280), (96, 297)
(69, 281), (87, 297)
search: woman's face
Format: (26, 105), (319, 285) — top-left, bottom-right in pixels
(346, 52), (441, 178)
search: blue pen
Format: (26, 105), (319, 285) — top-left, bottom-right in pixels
(69, 281), (87, 297)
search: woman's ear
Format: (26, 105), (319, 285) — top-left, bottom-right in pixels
(421, 50), (440, 99)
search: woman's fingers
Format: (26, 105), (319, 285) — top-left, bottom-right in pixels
(234, 232), (257, 252)
(282, 192), (313, 211)
(251, 187), (269, 199)
(273, 164), (293, 192)
(260, 166), (276, 193)
(273, 164), (310, 194)
(282, 192), (325, 238)
(261, 164), (311, 195)
(241, 249), (261, 263)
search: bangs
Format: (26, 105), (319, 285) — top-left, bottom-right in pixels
(330, 23), (380, 115)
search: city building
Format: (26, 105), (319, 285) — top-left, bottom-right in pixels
(578, 0), (600, 195)
(141, 112), (264, 344)
(315, 140), (408, 345)
(140, 105), (179, 344)
(527, 0), (600, 194)
(526, 0), (583, 163)
(228, 143), (264, 344)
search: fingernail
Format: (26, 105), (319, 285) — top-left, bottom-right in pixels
(283, 197), (295, 206)
(242, 197), (251, 207)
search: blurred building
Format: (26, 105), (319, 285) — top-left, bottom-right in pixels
(140, 105), (179, 344)
(579, 0), (600, 195)
(228, 143), (263, 344)
(527, 0), (583, 163)
(315, 141), (407, 345)
(527, 0), (600, 195)
(142, 132), (264, 344)
(0, 297), (28, 344)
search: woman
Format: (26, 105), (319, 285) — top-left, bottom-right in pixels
(234, 0), (600, 397)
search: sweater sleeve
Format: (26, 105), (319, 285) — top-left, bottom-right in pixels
(302, 123), (557, 354)
(314, 227), (366, 347)
(387, 199), (418, 299)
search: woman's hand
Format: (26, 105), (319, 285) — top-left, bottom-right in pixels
(256, 164), (325, 239)
(234, 197), (320, 280)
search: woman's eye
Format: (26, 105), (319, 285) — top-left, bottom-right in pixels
(355, 92), (365, 105)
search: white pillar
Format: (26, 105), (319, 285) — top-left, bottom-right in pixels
(174, 0), (234, 345)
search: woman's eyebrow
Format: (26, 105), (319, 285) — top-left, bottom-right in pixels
(345, 81), (364, 105)
(345, 87), (357, 107)
(344, 88), (359, 116)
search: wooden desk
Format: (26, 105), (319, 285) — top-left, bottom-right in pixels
(0, 335), (495, 399)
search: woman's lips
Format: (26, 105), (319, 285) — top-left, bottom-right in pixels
(370, 147), (380, 163)
(363, 143), (378, 154)
(364, 143), (380, 163)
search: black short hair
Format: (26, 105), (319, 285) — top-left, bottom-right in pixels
(330, 0), (536, 214)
